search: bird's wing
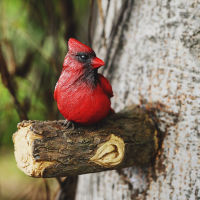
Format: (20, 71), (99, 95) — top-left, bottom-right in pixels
(98, 74), (113, 97)
(54, 82), (58, 101)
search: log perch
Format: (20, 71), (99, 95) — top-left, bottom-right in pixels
(13, 106), (159, 178)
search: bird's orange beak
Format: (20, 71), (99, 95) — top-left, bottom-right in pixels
(91, 57), (105, 68)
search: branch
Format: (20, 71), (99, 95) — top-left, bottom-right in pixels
(88, 0), (95, 46)
(15, 50), (34, 77)
(55, 176), (78, 200)
(0, 45), (28, 120)
(13, 106), (158, 178)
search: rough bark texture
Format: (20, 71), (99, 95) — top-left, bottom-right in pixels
(13, 106), (158, 178)
(76, 0), (200, 200)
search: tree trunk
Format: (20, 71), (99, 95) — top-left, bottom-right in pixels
(76, 0), (200, 199)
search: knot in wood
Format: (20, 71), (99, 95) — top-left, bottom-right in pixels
(90, 134), (125, 167)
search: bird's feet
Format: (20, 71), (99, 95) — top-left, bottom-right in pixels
(60, 120), (76, 130)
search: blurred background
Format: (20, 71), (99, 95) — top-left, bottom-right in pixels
(0, 0), (92, 199)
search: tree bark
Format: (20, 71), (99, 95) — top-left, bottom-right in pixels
(76, 0), (200, 200)
(13, 106), (158, 178)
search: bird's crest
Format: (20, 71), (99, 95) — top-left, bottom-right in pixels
(68, 38), (93, 53)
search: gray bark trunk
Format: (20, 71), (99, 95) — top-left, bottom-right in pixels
(76, 0), (200, 199)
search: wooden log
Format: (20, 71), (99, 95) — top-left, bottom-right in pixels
(13, 106), (159, 178)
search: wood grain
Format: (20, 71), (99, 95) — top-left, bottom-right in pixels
(13, 106), (158, 178)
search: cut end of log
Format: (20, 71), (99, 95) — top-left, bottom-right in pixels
(90, 134), (125, 167)
(13, 125), (55, 177)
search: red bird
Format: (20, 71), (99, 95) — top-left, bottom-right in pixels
(54, 38), (113, 125)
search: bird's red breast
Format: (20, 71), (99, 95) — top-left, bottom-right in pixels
(54, 38), (113, 125)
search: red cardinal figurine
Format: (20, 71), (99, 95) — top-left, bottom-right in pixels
(54, 38), (113, 125)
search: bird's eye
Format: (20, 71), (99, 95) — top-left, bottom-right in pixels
(80, 55), (87, 59)
(77, 54), (89, 61)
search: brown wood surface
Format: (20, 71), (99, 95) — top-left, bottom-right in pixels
(13, 106), (158, 178)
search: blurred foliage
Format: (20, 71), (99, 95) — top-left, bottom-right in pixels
(0, 0), (90, 199)
(0, 147), (58, 200)
(0, 0), (89, 146)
